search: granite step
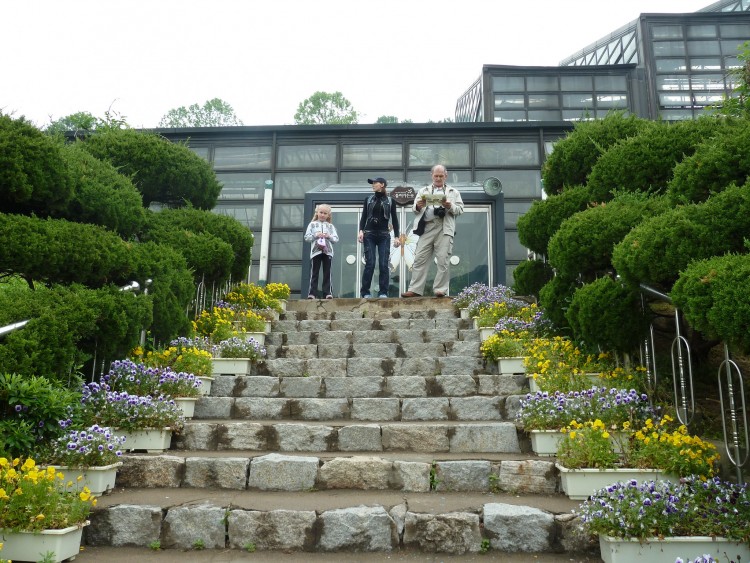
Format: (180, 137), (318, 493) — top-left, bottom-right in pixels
(173, 420), (524, 454)
(83, 487), (596, 556)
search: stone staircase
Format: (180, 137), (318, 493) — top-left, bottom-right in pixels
(83, 298), (598, 557)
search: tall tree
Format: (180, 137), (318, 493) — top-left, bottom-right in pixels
(294, 91), (358, 125)
(45, 111), (101, 135)
(158, 98), (243, 128)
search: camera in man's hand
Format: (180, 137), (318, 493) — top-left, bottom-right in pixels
(434, 206), (447, 218)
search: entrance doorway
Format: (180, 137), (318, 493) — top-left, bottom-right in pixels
(330, 205), (494, 298)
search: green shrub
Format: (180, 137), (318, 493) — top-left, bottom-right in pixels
(512, 259), (553, 299)
(538, 275), (577, 332)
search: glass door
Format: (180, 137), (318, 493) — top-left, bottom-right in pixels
(331, 205), (493, 297)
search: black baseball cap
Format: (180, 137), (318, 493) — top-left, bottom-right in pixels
(368, 177), (387, 187)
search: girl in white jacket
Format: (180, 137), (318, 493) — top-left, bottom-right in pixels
(304, 204), (339, 299)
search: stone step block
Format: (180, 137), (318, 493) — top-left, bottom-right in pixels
(115, 453), (556, 494)
(173, 421), (522, 454)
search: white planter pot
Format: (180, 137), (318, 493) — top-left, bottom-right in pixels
(197, 375), (214, 396)
(264, 320), (272, 333)
(555, 463), (678, 500)
(527, 375), (540, 392)
(211, 357), (253, 376)
(278, 299), (287, 312)
(530, 430), (629, 457)
(497, 356), (526, 375)
(529, 430), (565, 457)
(117, 428), (173, 453)
(174, 396), (198, 419)
(238, 331), (265, 346)
(459, 308), (469, 320)
(472, 317), (480, 330)
(51, 462), (122, 496)
(0, 522), (87, 563)
(479, 327), (494, 342)
(599, 534), (750, 563)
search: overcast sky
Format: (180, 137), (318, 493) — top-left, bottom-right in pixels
(3, 0), (715, 128)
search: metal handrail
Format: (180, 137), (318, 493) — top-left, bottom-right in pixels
(0, 319), (29, 338)
(718, 344), (749, 485)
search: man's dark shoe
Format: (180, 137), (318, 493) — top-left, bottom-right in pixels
(434, 292), (446, 298)
(401, 291), (421, 298)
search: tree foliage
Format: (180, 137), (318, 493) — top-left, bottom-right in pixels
(45, 111), (101, 135)
(586, 118), (721, 201)
(541, 112), (647, 196)
(512, 259), (553, 299)
(158, 98), (244, 128)
(517, 185), (593, 256)
(0, 114), (73, 216)
(294, 91), (358, 125)
(80, 128), (222, 209)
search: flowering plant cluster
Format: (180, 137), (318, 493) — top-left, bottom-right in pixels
(451, 282), (510, 310)
(518, 387), (654, 431)
(466, 286), (521, 319)
(627, 415), (720, 478)
(193, 304), (267, 342)
(475, 299), (527, 328)
(556, 419), (622, 469)
(213, 336), (266, 361)
(78, 382), (185, 432)
(224, 282), (282, 313)
(103, 359), (202, 398)
(135, 338), (213, 377)
(577, 476), (750, 543)
(45, 424), (124, 468)
(264, 282), (291, 301)
(480, 331), (528, 361)
(0, 457), (95, 532)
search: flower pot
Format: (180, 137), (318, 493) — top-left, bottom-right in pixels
(278, 299), (287, 312)
(527, 375), (540, 392)
(598, 534), (750, 563)
(497, 356), (526, 375)
(264, 320), (272, 333)
(197, 375), (214, 396)
(211, 357), (253, 376)
(479, 327), (494, 342)
(174, 397), (198, 419)
(530, 430), (629, 457)
(239, 331), (265, 346)
(51, 462), (122, 497)
(459, 308), (469, 320)
(555, 463), (679, 500)
(117, 428), (172, 453)
(472, 317), (480, 330)
(0, 522), (88, 563)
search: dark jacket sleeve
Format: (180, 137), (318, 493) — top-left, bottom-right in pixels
(390, 197), (400, 237)
(359, 198), (369, 231)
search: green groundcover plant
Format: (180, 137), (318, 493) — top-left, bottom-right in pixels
(577, 476), (750, 542)
(43, 424), (124, 468)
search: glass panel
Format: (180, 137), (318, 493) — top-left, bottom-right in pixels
(687, 41), (721, 56)
(272, 203), (306, 229)
(693, 93), (725, 106)
(505, 230), (527, 262)
(562, 93), (595, 108)
(409, 143), (471, 167)
(405, 170), (471, 185)
(527, 76), (558, 90)
(653, 41), (686, 56)
(504, 200), (534, 229)
(656, 58), (688, 72)
(338, 172), (400, 184)
(562, 109), (596, 121)
(691, 74), (726, 90)
(594, 75), (627, 91)
(659, 92), (693, 106)
(478, 170), (541, 198)
(476, 143), (539, 167)
(623, 36), (638, 63)
(269, 264), (302, 294)
(324, 206), (360, 298)
(560, 76), (593, 90)
(656, 75), (691, 91)
(274, 172), (338, 199)
(270, 231), (303, 261)
(528, 94), (559, 108)
(494, 94), (525, 109)
(596, 94), (628, 108)
(213, 204), (263, 229)
(721, 39), (746, 56)
(342, 144), (402, 167)
(493, 111), (527, 122)
(277, 145), (336, 169)
(216, 172), (268, 200)
(725, 55), (741, 70)
(652, 25), (683, 39)
(213, 146), (272, 170)
(448, 207), (492, 294)
(720, 23), (750, 38)
(687, 24), (717, 39)
(190, 147), (210, 160)
(491, 76), (524, 92)
(690, 57), (722, 70)
(659, 109), (694, 121)
(528, 109), (562, 121)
